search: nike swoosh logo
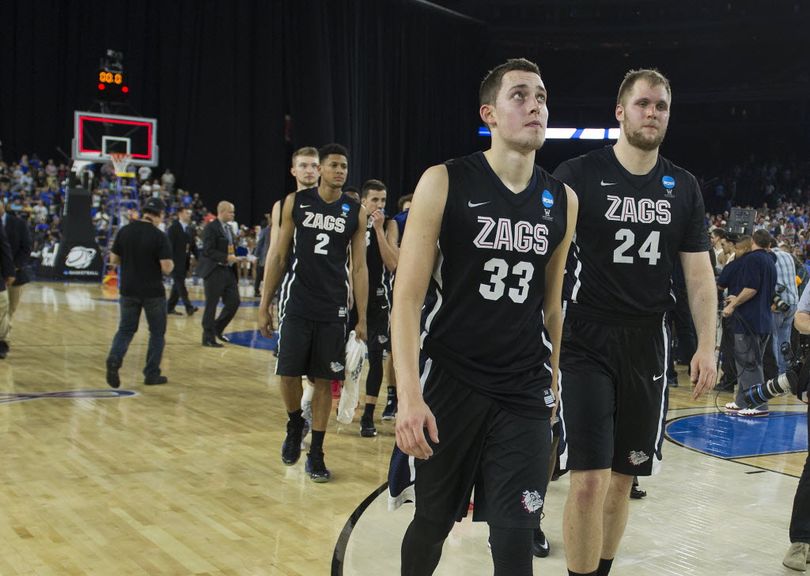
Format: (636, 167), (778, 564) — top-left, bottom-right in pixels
(299, 204), (311, 208)
(600, 180), (618, 186)
(653, 372), (664, 381)
(468, 201), (491, 208)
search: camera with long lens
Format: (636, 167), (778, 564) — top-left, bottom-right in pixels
(772, 284), (791, 313)
(742, 341), (808, 407)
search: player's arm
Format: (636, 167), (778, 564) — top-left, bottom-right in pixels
(392, 165), (447, 460)
(543, 185), (577, 422)
(375, 216), (399, 273)
(351, 206), (369, 341)
(267, 200), (282, 256)
(258, 193), (295, 337)
(680, 250), (719, 398)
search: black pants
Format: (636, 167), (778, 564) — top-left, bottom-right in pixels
(167, 269), (193, 312)
(202, 267), (240, 339)
(719, 315), (738, 385)
(790, 401), (810, 543)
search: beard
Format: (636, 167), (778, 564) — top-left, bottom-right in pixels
(624, 124), (666, 151)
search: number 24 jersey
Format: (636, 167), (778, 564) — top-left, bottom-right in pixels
(553, 146), (708, 323)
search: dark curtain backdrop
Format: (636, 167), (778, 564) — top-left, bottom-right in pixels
(0, 0), (486, 223)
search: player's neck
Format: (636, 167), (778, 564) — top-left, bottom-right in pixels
(318, 183), (342, 203)
(613, 139), (659, 175)
(482, 146), (536, 194)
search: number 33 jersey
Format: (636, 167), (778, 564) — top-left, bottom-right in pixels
(422, 151), (568, 418)
(279, 187), (360, 322)
(553, 147), (708, 323)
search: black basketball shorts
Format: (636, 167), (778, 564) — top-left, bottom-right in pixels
(414, 359), (552, 529)
(275, 314), (346, 380)
(366, 301), (391, 353)
(558, 316), (669, 477)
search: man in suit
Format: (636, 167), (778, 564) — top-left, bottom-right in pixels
(167, 207), (199, 316)
(0, 201), (31, 321)
(253, 214), (271, 298)
(197, 201), (241, 347)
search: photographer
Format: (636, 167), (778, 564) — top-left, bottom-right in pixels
(784, 290), (810, 571)
(717, 231), (777, 416)
(771, 237), (799, 374)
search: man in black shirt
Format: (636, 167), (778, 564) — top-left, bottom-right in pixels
(358, 179), (398, 437)
(197, 201), (241, 347)
(394, 58), (576, 575)
(167, 206), (198, 316)
(0, 202), (31, 325)
(106, 197), (174, 387)
(258, 143), (368, 483)
(553, 69), (717, 576)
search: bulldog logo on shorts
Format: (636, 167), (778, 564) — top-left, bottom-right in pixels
(628, 450), (650, 466)
(521, 490), (544, 513)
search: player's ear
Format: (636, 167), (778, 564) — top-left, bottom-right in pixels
(480, 104), (496, 127)
(615, 103), (624, 123)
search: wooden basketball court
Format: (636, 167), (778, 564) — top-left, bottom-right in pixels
(0, 282), (806, 575)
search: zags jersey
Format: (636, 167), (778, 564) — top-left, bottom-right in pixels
(366, 217), (391, 310)
(279, 188), (359, 322)
(553, 147), (708, 323)
(422, 152), (568, 418)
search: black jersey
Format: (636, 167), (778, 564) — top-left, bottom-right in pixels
(279, 188), (360, 322)
(366, 216), (392, 312)
(553, 147), (708, 324)
(422, 151), (568, 419)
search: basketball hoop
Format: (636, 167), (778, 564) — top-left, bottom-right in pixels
(109, 152), (134, 178)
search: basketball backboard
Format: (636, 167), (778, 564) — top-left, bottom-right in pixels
(72, 111), (158, 166)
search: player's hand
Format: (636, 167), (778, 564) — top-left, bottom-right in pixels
(396, 396), (439, 460)
(258, 306), (274, 338)
(689, 348), (717, 399)
(227, 255), (239, 264)
(371, 209), (385, 231)
(353, 321), (367, 342)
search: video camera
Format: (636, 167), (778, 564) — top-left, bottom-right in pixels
(743, 341), (810, 407)
(773, 284), (791, 313)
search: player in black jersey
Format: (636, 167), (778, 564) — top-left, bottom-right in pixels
(552, 69), (717, 576)
(358, 179), (398, 437)
(265, 147), (320, 427)
(393, 58), (577, 576)
(258, 143), (368, 483)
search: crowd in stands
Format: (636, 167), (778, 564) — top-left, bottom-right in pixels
(2, 150), (810, 281)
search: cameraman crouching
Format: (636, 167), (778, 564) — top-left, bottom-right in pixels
(785, 293), (810, 571)
(717, 231), (776, 416)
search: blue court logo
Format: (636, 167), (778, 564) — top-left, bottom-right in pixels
(541, 190), (554, 208)
(662, 176), (676, 190)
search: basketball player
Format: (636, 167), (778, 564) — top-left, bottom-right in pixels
(380, 193), (412, 420)
(258, 143), (368, 483)
(358, 179), (398, 437)
(266, 147), (320, 423)
(553, 69), (717, 576)
(393, 58), (576, 575)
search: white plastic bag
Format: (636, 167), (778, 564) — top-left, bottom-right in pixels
(337, 331), (366, 424)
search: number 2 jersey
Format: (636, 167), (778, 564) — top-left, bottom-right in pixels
(553, 146), (708, 324)
(422, 151), (568, 419)
(279, 187), (360, 322)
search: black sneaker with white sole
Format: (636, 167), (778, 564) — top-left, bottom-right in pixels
(532, 526), (550, 557)
(305, 450), (331, 483)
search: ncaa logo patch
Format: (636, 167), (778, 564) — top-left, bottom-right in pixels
(662, 175), (675, 190)
(521, 490), (544, 513)
(341, 202), (351, 217)
(541, 189), (554, 208)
